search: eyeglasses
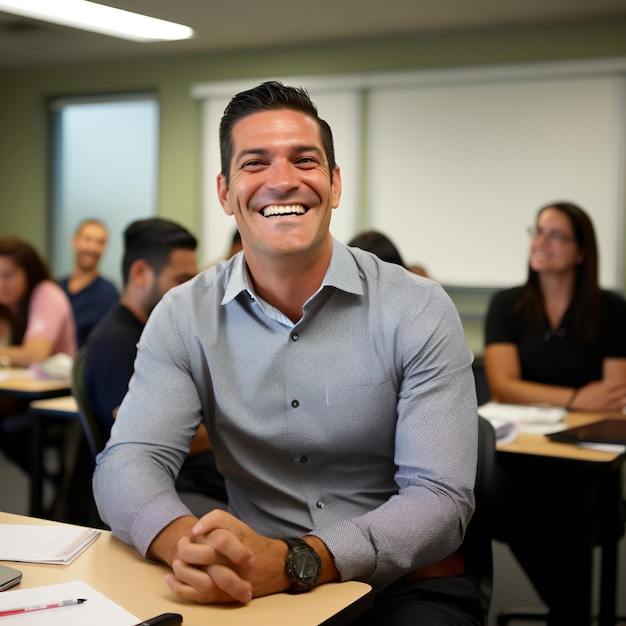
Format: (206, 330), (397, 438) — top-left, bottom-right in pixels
(527, 226), (577, 244)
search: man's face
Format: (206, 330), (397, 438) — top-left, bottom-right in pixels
(73, 223), (107, 272)
(217, 109), (341, 263)
(145, 248), (197, 313)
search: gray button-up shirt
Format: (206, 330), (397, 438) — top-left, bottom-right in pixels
(94, 239), (477, 589)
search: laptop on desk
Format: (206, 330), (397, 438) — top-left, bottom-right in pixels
(547, 418), (626, 446)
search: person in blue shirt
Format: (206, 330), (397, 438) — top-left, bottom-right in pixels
(59, 219), (118, 346)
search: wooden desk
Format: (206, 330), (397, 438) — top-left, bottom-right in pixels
(0, 370), (73, 518)
(0, 368), (70, 399)
(28, 396), (80, 518)
(0, 512), (372, 626)
(30, 394), (79, 415)
(495, 411), (625, 626)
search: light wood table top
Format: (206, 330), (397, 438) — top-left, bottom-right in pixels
(497, 411), (626, 463)
(0, 512), (372, 626)
(29, 395), (78, 415)
(0, 368), (70, 397)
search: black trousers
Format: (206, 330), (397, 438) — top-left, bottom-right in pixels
(351, 576), (485, 626)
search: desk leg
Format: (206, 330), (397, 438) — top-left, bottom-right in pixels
(494, 461), (598, 626)
(597, 469), (622, 626)
(29, 411), (43, 517)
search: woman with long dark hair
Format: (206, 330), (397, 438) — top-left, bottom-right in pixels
(484, 201), (626, 412)
(484, 202), (626, 623)
(0, 236), (76, 367)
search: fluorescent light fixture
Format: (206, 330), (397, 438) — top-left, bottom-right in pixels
(0, 0), (194, 42)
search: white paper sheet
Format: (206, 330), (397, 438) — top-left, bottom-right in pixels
(478, 402), (566, 425)
(0, 580), (139, 625)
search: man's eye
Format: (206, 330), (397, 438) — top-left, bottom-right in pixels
(242, 160), (265, 168)
(295, 157), (318, 166)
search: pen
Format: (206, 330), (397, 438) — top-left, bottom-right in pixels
(133, 613), (183, 626)
(0, 598), (86, 617)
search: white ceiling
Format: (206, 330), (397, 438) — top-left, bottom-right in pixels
(2, 0), (626, 69)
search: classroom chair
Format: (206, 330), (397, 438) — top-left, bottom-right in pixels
(461, 415), (496, 622)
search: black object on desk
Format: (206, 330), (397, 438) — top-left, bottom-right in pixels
(134, 613), (183, 626)
(547, 417), (626, 446)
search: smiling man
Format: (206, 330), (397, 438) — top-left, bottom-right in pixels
(59, 219), (118, 346)
(94, 82), (481, 625)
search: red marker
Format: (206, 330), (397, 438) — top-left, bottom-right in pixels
(0, 598), (86, 617)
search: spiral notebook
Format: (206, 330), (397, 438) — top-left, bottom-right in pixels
(546, 418), (626, 446)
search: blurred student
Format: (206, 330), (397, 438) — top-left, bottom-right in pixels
(484, 201), (626, 624)
(408, 264), (431, 279)
(226, 229), (243, 259)
(83, 218), (227, 507)
(0, 236), (76, 368)
(484, 201), (626, 411)
(0, 236), (77, 471)
(348, 230), (407, 267)
(59, 219), (118, 347)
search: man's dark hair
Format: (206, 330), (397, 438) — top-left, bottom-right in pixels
(122, 218), (197, 286)
(219, 81), (336, 187)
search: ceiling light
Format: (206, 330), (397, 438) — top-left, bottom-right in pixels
(0, 0), (194, 42)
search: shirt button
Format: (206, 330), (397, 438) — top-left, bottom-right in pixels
(300, 456), (308, 463)
(291, 399), (299, 408)
(317, 501), (325, 509)
(291, 332), (298, 341)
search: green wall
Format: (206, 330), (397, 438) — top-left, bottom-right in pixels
(2, 18), (626, 292)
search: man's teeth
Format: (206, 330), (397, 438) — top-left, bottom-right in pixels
(262, 205), (306, 217)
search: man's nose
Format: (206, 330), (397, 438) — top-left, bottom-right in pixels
(267, 159), (299, 191)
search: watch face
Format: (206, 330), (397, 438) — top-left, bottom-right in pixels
(292, 552), (319, 584)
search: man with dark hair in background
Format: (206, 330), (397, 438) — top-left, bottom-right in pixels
(85, 217), (227, 510)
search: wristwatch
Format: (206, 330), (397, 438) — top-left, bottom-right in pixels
(284, 537), (322, 593)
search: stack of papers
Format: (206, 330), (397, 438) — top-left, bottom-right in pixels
(0, 525), (100, 565)
(0, 580), (138, 625)
(478, 402), (567, 442)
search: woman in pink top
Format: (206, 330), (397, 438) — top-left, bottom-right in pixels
(0, 236), (77, 368)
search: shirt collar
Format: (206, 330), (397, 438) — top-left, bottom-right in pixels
(221, 237), (364, 307)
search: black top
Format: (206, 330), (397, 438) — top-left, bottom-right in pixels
(84, 302), (143, 429)
(485, 286), (626, 388)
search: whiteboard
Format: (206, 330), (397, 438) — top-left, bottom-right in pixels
(367, 75), (624, 287)
(193, 63), (625, 287)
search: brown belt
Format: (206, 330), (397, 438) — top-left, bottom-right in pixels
(403, 550), (465, 582)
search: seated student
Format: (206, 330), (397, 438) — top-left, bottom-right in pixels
(94, 81), (480, 625)
(84, 218), (227, 507)
(348, 230), (407, 267)
(0, 236), (77, 470)
(59, 219), (118, 347)
(484, 201), (626, 624)
(226, 229), (243, 259)
(0, 236), (76, 367)
(484, 201), (626, 411)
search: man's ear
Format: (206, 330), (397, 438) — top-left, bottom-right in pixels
(331, 165), (342, 209)
(129, 258), (152, 287)
(217, 174), (233, 216)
